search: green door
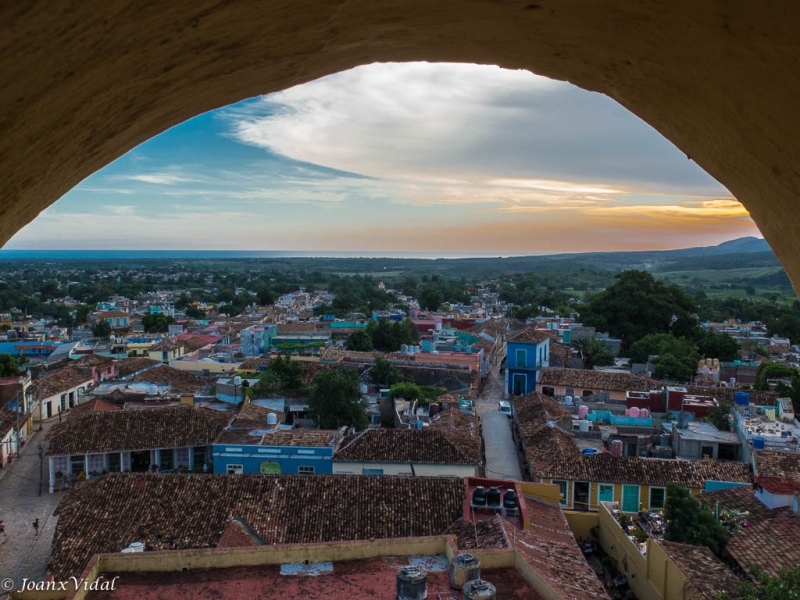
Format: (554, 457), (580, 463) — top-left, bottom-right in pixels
(512, 373), (526, 395)
(622, 485), (640, 513)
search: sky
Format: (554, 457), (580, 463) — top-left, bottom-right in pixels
(6, 62), (760, 254)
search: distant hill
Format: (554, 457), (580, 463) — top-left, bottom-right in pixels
(670, 236), (771, 257)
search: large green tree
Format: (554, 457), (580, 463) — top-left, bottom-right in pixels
(370, 356), (404, 387)
(92, 319), (112, 338)
(345, 329), (373, 352)
(719, 566), (800, 600)
(572, 338), (615, 370)
(696, 330), (740, 362)
(0, 354), (20, 377)
(580, 270), (699, 346)
(628, 333), (700, 382)
(142, 313), (175, 333)
(308, 368), (368, 429)
(664, 483), (728, 555)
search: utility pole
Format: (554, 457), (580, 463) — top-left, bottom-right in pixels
(38, 442), (43, 496)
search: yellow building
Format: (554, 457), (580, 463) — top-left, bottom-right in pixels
(148, 339), (185, 363)
(596, 502), (740, 600)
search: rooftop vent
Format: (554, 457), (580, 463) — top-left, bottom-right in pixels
(396, 566), (427, 600)
(463, 579), (496, 600)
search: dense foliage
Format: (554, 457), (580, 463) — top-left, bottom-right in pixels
(369, 357), (405, 387)
(0, 353), (20, 377)
(719, 566), (800, 600)
(345, 319), (420, 353)
(572, 338), (614, 369)
(664, 483), (728, 555)
(308, 368), (368, 430)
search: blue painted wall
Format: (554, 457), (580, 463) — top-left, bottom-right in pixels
(212, 441), (333, 474)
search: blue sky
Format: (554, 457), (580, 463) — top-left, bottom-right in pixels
(6, 63), (759, 253)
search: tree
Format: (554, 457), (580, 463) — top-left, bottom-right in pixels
(0, 354), (20, 377)
(265, 355), (307, 393)
(628, 333), (700, 382)
(308, 368), (367, 429)
(388, 382), (446, 406)
(664, 483), (728, 555)
(708, 402), (733, 431)
(719, 565), (800, 600)
(185, 305), (206, 319)
(345, 329), (373, 352)
(572, 338), (615, 369)
(696, 330), (740, 362)
(370, 356), (403, 387)
(175, 293), (191, 310)
(367, 319), (419, 352)
(75, 304), (95, 325)
(92, 319), (112, 338)
(257, 288), (274, 306)
(142, 313), (175, 333)
(418, 287), (444, 312)
(580, 270), (699, 346)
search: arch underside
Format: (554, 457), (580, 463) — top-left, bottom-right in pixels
(2, 1), (799, 286)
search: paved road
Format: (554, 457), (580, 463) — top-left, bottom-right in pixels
(477, 358), (522, 481)
(0, 421), (63, 584)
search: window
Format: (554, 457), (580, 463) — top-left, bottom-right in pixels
(159, 449), (174, 471)
(108, 453), (121, 473)
(193, 446), (208, 468)
(87, 454), (105, 474)
(565, 388), (575, 397)
(298, 466), (315, 474)
(52, 455), (68, 474)
(598, 484), (615, 503)
(176, 447), (190, 469)
(516, 349), (526, 367)
(60, 394), (67, 411)
(70, 455), (85, 475)
(46, 401), (52, 418)
(649, 487), (666, 510)
(226, 464), (243, 474)
(362, 468), (384, 475)
(552, 479), (568, 506)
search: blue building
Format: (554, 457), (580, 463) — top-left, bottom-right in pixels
(504, 329), (551, 396)
(213, 424), (344, 475)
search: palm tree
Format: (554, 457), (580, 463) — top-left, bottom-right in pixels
(572, 337), (614, 370)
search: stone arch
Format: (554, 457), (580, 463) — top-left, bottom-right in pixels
(2, 2), (799, 286)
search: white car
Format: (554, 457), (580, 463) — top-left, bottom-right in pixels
(499, 401), (512, 417)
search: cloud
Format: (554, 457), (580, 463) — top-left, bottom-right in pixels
(225, 62), (728, 195)
(125, 173), (194, 185)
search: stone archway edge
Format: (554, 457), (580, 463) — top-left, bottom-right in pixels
(2, 1), (799, 288)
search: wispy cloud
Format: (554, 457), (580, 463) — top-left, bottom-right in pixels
(124, 173), (196, 185)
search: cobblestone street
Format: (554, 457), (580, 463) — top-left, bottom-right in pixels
(0, 421), (63, 584)
(477, 355), (523, 481)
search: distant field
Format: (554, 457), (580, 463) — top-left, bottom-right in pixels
(657, 266), (786, 284)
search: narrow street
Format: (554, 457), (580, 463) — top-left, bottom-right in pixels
(477, 356), (522, 481)
(0, 421), (62, 584)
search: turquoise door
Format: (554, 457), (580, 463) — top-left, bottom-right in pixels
(622, 485), (640, 512)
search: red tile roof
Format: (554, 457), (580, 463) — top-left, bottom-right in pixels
(507, 328), (553, 344)
(69, 398), (121, 416)
(30, 367), (93, 400)
(49, 474), (466, 580)
(334, 428), (479, 465)
(0, 406), (18, 441)
(658, 540), (741, 600)
(427, 408), (483, 465)
(753, 449), (800, 481)
(698, 485), (777, 527)
(755, 476), (800, 495)
(539, 368), (653, 392)
(114, 357), (159, 378)
(45, 405), (232, 456)
(130, 364), (206, 394)
(726, 514), (800, 578)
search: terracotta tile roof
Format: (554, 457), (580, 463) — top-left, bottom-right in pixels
(69, 398), (121, 416)
(685, 385), (776, 406)
(238, 357), (271, 371)
(539, 368), (653, 392)
(755, 476), (800, 495)
(0, 406), (18, 441)
(443, 515), (509, 550)
(49, 473), (466, 580)
(277, 322), (318, 334)
(30, 367), (93, 401)
(236, 399), (283, 423)
(45, 405), (232, 456)
(753, 449), (800, 481)
(148, 339), (183, 352)
(114, 357), (159, 378)
(180, 336), (215, 353)
(130, 365), (206, 394)
(658, 540), (741, 600)
(549, 343), (571, 360)
(501, 498), (608, 600)
(334, 428), (479, 465)
(726, 514), (800, 578)
(71, 354), (115, 368)
(216, 518), (265, 548)
(427, 408), (483, 465)
(95, 311), (130, 318)
(698, 485), (776, 527)
(507, 327), (553, 344)
(468, 319), (504, 339)
(260, 429), (339, 447)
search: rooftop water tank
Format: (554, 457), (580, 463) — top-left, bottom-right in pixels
(564, 395), (573, 406)
(397, 566), (428, 600)
(450, 553), (481, 591)
(734, 392), (751, 406)
(578, 405), (589, 419)
(463, 579), (497, 600)
(267, 412), (278, 426)
(486, 487), (502, 508)
(472, 486), (487, 507)
(625, 408), (631, 416)
(630, 407), (641, 418)
(502, 489), (518, 511)
(753, 437), (766, 450)
(579, 420), (591, 433)
(582, 448), (598, 455)
(640, 408), (650, 417)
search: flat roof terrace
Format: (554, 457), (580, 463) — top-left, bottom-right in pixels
(83, 558), (542, 600)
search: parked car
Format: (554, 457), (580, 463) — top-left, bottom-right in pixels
(499, 400), (512, 417)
